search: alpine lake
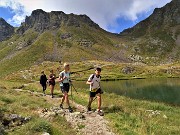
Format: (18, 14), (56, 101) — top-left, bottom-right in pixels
(74, 78), (180, 106)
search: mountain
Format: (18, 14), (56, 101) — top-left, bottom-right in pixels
(0, 9), (128, 77)
(17, 9), (100, 34)
(120, 0), (180, 63)
(0, 0), (180, 77)
(0, 18), (14, 41)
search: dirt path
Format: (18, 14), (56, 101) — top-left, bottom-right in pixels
(14, 88), (116, 135)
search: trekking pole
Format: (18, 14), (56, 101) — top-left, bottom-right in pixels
(71, 84), (78, 94)
(70, 84), (74, 102)
(92, 97), (97, 102)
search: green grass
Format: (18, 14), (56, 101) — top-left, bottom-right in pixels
(0, 88), (76, 135)
(9, 80), (180, 135)
(72, 90), (180, 135)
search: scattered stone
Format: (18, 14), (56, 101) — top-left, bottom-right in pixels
(60, 33), (72, 40)
(122, 66), (135, 74)
(0, 113), (31, 130)
(42, 132), (50, 135)
(128, 54), (143, 62)
(77, 39), (94, 47)
(163, 115), (168, 119)
(145, 110), (161, 117)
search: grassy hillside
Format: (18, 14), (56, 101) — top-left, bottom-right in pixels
(0, 22), (129, 78)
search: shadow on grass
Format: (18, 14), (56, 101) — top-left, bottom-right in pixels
(102, 105), (124, 114)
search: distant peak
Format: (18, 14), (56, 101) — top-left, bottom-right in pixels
(31, 9), (46, 15)
(0, 17), (6, 22)
(0, 17), (12, 26)
(50, 11), (65, 14)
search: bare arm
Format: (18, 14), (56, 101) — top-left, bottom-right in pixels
(59, 75), (67, 82)
(86, 80), (93, 85)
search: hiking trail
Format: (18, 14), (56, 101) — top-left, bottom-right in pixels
(14, 85), (116, 135)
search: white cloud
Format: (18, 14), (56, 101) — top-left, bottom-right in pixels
(0, 0), (172, 31)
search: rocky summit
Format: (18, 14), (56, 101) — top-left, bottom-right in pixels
(120, 0), (180, 63)
(120, 0), (180, 37)
(0, 18), (14, 41)
(17, 9), (100, 34)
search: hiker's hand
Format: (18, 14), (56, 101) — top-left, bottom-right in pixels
(63, 76), (67, 80)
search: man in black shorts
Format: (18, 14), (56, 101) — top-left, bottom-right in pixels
(86, 68), (103, 115)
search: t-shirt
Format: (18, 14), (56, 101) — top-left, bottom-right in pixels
(59, 71), (70, 86)
(88, 74), (101, 91)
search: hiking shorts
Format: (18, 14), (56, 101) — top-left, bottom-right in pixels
(90, 88), (102, 97)
(60, 83), (70, 93)
(49, 80), (55, 86)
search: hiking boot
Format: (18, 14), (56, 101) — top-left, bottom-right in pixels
(60, 104), (63, 109)
(69, 106), (73, 113)
(97, 111), (104, 116)
(96, 110), (104, 116)
(87, 107), (92, 112)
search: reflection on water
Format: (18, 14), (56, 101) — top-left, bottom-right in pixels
(74, 78), (180, 105)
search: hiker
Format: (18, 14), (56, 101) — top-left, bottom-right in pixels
(40, 71), (47, 95)
(59, 63), (73, 113)
(49, 70), (56, 98)
(86, 67), (104, 115)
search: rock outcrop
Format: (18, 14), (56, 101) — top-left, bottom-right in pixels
(0, 18), (14, 41)
(17, 9), (99, 34)
(120, 0), (180, 37)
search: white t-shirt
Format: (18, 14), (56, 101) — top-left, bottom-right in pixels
(59, 71), (70, 86)
(88, 74), (101, 91)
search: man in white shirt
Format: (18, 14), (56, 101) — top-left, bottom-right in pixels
(86, 67), (103, 115)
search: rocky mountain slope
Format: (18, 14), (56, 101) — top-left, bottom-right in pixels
(0, 0), (180, 76)
(120, 0), (180, 63)
(0, 9), (128, 76)
(0, 18), (14, 41)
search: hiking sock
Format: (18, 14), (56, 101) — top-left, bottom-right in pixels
(68, 106), (73, 113)
(60, 104), (63, 109)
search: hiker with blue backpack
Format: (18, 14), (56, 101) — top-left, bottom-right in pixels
(59, 63), (73, 113)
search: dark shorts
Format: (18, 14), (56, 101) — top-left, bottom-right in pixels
(90, 88), (102, 97)
(60, 83), (70, 93)
(49, 80), (55, 86)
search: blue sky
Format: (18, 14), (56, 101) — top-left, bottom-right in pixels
(0, 7), (14, 20)
(0, 0), (172, 33)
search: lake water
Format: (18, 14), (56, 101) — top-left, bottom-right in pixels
(74, 78), (180, 106)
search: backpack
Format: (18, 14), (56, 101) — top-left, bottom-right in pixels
(90, 74), (101, 80)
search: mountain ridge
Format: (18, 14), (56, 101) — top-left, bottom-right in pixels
(17, 9), (101, 34)
(0, 17), (14, 41)
(0, 0), (180, 77)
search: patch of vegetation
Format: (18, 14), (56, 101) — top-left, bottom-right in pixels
(18, 80), (180, 135)
(72, 90), (180, 135)
(0, 88), (76, 135)
(4, 61), (180, 83)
